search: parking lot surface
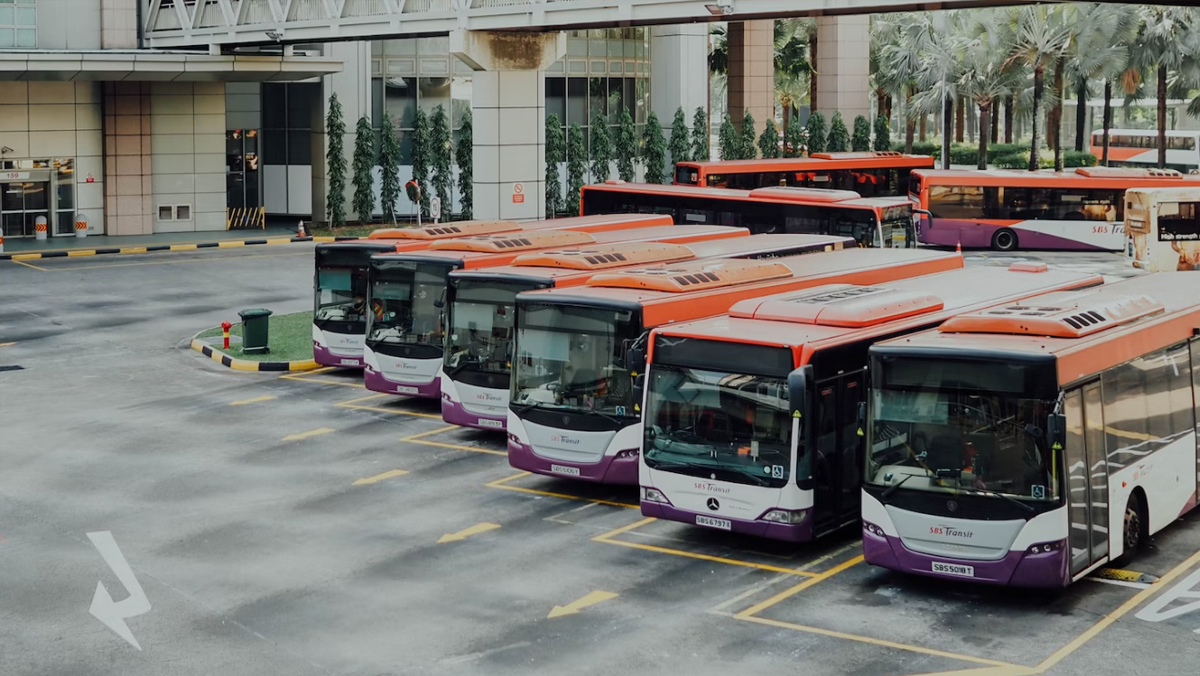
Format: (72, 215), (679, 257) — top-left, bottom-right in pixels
(2, 246), (1197, 676)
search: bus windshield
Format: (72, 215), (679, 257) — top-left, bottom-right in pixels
(366, 261), (452, 347)
(644, 365), (791, 488)
(866, 359), (1060, 502)
(315, 267), (368, 323)
(512, 304), (639, 418)
(445, 280), (533, 376)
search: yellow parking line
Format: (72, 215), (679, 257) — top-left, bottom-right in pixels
(280, 374), (365, 388)
(487, 471), (639, 509)
(738, 614), (1019, 668)
(282, 427), (335, 441)
(67, 250), (96, 257)
(593, 517), (820, 575)
(230, 395), (277, 406)
(353, 469), (409, 486)
(403, 425), (459, 441)
(0, 342), (15, 348)
(10, 259), (48, 271)
(334, 393), (444, 419)
(398, 425), (508, 456)
(735, 555), (864, 616)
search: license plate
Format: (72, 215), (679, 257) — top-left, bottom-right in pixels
(340, 359), (358, 366)
(550, 464), (580, 477)
(696, 515), (732, 531)
(932, 561), (975, 577)
(395, 385), (419, 395)
(477, 418), (504, 429)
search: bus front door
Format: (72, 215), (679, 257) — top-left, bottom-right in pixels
(811, 372), (865, 536)
(1064, 384), (1111, 578)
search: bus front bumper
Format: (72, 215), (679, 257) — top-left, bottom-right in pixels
(507, 439), (639, 485)
(641, 501), (813, 542)
(862, 526), (1069, 588)
(363, 367), (440, 398)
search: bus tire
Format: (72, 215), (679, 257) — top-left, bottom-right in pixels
(991, 229), (1019, 252)
(1115, 493), (1147, 566)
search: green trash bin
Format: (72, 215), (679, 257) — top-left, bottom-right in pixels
(238, 308), (273, 354)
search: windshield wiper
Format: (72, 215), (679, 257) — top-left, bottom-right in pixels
(576, 408), (624, 426)
(444, 357), (479, 377)
(955, 485), (1035, 513)
(881, 473), (917, 499)
(648, 458), (771, 487)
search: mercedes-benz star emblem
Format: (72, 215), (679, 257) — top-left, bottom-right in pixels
(947, 500), (958, 513)
(562, 415), (570, 425)
(706, 498), (720, 511)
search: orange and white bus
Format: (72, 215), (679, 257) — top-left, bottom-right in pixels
(315, 215), (671, 368)
(363, 223), (749, 398)
(639, 264), (1102, 541)
(1089, 129), (1200, 173)
(863, 273), (1200, 587)
(908, 167), (1200, 252)
(674, 151), (934, 196)
(441, 233), (851, 431)
(507, 247), (963, 485)
(582, 182), (916, 248)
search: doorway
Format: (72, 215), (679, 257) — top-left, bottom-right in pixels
(811, 371), (867, 535)
(1063, 384), (1110, 577)
(1, 173), (50, 238)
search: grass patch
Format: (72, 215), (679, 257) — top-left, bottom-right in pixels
(198, 311), (314, 362)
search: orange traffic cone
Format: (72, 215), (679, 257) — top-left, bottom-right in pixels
(956, 241), (962, 254)
(0, 233), (4, 254)
(297, 220), (306, 237)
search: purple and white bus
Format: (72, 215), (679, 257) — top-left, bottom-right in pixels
(910, 167), (1200, 252)
(862, 274), (1200, 587)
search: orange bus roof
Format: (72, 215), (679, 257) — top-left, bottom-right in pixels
(648, 265), (1104, 365)
(876, 273), (1200, 387)
(367, 220), (517, 240)
(511, 241), (696, 270)
(911, 167), (1200, 190)
(748, 187), (863, 203)
(588, 258), (795, 292)
(376, 225), (748, 269)
(517, 248), (964, 326)
(582, 182), (911, 208)
(676, 152), (934, 172)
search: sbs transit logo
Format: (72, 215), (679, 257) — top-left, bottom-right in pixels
(930, 525), (974, 539)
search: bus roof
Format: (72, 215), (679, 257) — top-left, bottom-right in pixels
(583, 182), (910, 208)
(911, 167), (1200, 189)
(648, 265), (1104, 365)
(1125, 185), (1200, 201)
(873, 273), (1200, 387)
(447, 234), (849, 286)
(366, 220), (517, 240)
(371, 225), (749, 268)
(515, 248), (964, 326)
(676, 152), (934, 172)
(1091, 128), (1199, 137)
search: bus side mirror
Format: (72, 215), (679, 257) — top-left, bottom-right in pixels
(1047, 413), (1066, 451)
(788, 365), (814, 485)
(787, 366), (812, 422)
(631, 373), (646, 414)
(626, 345), (646, 373)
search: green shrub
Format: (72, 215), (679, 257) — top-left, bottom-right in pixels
(986, 143), (1025, 161)
(893, 140), (938, 156)
(949, 144), (979, 165)
(1064, 150), (1098, 168)
(993, 150), (1054, 170)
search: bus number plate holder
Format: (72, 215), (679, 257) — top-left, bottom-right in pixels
(550, 464), (580, 476)
(477, 418), (503, 429)
(696, 515), (732, 531)
(932, 561), (974, 577)
(395, 385), (419, 395)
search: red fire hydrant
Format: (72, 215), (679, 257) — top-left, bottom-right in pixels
(221, 321), (233, 350)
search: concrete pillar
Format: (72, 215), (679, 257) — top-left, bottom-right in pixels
(452, 30), (566, 221)
(103, 82), (153, 236)
(650, 24), (708, 123)
(814, 16), (870, 123)
(726, 20), (774, 140)
(314, 41), (371, 223)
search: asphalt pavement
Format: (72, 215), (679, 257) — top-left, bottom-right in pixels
(1, 246), (1197, 676)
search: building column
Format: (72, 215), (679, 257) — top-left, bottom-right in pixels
(650, 24), (708, 123)
(452, 30), (565, 221)
(814, 16), (870, 123)
(103, 82), (153, 236)
(314, 41), (372, 224)
(726, 20), (774, 145)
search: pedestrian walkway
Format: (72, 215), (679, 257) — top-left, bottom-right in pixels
(0, 227), (354, 261)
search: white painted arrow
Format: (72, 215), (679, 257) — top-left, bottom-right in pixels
(87, 531), (151, 650)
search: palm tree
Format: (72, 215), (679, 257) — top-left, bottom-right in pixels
(956, 20), (1016, 169)
(1064, 5), (1135, 154)
(1132, 7), (1200, 168)
(877, 13), (938, 155)
(775, 18), (814, 144)
(910, 11), (967, 169)
(1007, 5), (1072, 171)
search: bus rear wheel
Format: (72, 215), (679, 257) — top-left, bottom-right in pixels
(1115, 496), (1146, 566)
(991, 229), (1019, 252)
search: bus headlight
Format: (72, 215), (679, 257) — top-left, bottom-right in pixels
(863, 521), (886, 538)
(641, 487), (669, 504)
(1026, 540), (1063, 555)
(761, 509), (807, 524)
(615, 448), (640, 460)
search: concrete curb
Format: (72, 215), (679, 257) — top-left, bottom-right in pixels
(1, 235), (356, 261)
(189, 338), (319, 373)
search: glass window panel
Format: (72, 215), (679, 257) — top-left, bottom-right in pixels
(287, 130), (312, 165)
(227, 172), (245, 209)
(567, 78), (587, 125)
(15, 6), (32, 24)
(588, 77), (606, 122)
(15, 27), (33, 47)
(450, 77), (471, 130)
(287, 83), (319, 130)
(371, 78), (384, 128)
(567, 38), (587, 57)
(383, 77), (417, 128)
(1083, 383), (1108, 562)
(397, 130), (414, 165)
(22, 181), (45, 210)
(262, 83), (287, 129)
(262, 128), (287, 165)
(418, 76), (451, 117)
(607, 78), (622, 124)
(624, 40), (636, 58)
(55, 211), (75, 236)
(1102, 360), (1149, 470)
(56, 159), (73, 209)
(0, 29), (13, 49)
(545, 77), (566, 125)
(0, 7), (12, 23)
(589, 39), (606, 57)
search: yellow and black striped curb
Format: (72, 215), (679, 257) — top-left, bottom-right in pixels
(1, 235), (355, 261)
(190, 338), (319, 372)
